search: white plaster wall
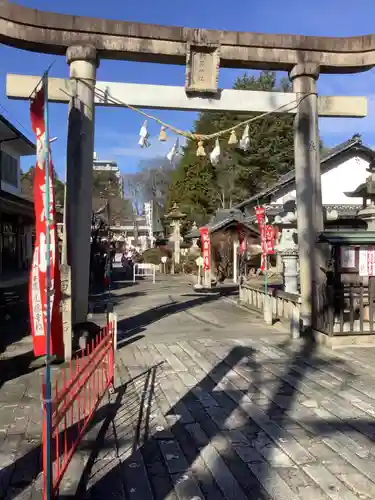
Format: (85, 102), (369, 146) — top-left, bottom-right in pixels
(272, 155), (370, 206)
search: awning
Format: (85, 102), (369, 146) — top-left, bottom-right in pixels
(0, 114), (35, 156)
(0, 189), (34, 220)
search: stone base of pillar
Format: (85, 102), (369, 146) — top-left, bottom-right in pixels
(203, 269), (211, 289)
(290, 304), (301, 339)
(264, 295), (273, 325)
(281, 251), (299, 294)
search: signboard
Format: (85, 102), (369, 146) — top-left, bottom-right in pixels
(359, 247), (375, 276)
(29, 85), (63, 357)
(185, 43), (220, 94)
(195, 256), (204, 267)
(60, 264), (72, 361)
(340, 246), (356, 269)
(200, 227), (211, 271)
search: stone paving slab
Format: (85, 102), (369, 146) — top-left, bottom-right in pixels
(78, 333), (375, 500)
(4, 277), (375, 499)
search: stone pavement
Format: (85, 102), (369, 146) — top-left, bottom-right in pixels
(3, 276), (375, 499)
(81, 277), (375, 500)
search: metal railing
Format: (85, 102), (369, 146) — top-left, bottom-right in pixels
(133, 263), (156, 284)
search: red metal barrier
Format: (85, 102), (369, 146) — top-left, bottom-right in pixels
(42, 321), (115, 499)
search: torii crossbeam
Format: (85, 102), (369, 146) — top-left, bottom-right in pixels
(6, 74), (367, 117)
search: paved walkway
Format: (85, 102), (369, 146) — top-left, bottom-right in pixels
(83, 277), (375, 500)
(3, 276), (375, 499)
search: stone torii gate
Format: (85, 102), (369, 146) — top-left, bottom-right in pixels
(1, 0), (371, 337)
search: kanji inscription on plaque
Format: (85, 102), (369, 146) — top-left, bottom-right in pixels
(185, 43), (220, 94)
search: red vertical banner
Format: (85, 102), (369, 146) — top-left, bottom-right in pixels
(264, 225), (275, 255)
(200, 227), (211, 271)
(237, 226), (247, 255)
(29, 86), (63, 357)
(255, 206), (277, 269)
(239, 237), (246, 255)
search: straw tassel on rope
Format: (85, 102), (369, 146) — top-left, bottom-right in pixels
(196, 140), (206, 157)
(228, 129), (237, 145)
(158, 126), (167, 141)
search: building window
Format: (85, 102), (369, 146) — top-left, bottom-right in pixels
(1, 151), (18, 187)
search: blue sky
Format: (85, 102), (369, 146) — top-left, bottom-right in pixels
(1, 0), (375, 179)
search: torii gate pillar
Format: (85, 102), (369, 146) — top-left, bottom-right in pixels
(65, 45), (98, 324)
(290, 63), (326, 332)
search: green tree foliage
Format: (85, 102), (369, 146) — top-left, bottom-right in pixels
(168, 71), (296, 222)
(21, 165), (65, 207)
(92, 170), (122, 198)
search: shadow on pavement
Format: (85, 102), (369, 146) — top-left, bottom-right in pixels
(0, 350), (41, 389)
(76, 338), (367, 499)
(117, 286), (239, 345)
(2, 336), (371, 499)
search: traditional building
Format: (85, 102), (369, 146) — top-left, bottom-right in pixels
(186, 208), (260, 284)
(236, 135), (374, 230)
(93, 152), (123, 198)
(92, 197), (157, 251)
(0, 114), (35, 281)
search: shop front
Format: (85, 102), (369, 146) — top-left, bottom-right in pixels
(0, 191), (34, 278)
(0, 113), (36, 282)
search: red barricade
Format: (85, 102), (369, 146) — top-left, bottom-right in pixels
(43, 320), (115, 498)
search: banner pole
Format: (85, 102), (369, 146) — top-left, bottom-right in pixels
(43, 71), (53, 500)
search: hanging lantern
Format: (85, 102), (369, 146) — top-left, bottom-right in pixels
(210, 138), (221, 166)
(239, 124), (250, 151)
(196, 140), (206, 157)
(138, 120), (149, 148)
(167, 138), (179, 163)
(228, 129), (237, 145)
(159, 126), (167, 142)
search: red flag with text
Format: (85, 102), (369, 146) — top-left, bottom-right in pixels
(255, 206), (276, 270)
(29, 85), (63, 357)
(200, 227), (211, 271)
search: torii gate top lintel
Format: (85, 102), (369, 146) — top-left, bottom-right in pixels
(1, 0), (375, 73)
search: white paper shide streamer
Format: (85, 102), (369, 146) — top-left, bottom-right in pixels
(167, 138), (180, 163)
(138, 120), (150, 148)
(239, 124), (250, 151)
(209, 138), (221, 166)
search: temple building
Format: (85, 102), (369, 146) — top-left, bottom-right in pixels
(0, 114), (35, 283)
(236, 135), (374, 230)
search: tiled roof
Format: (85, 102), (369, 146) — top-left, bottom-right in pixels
(185, 208), (259, 238)
(235, 135), (374, 210)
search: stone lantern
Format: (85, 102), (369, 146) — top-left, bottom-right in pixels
(274, 200), (299, 294)
(190, 222), (200, 253)
(164, 203), (187, 270)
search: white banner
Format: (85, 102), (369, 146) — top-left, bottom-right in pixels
(359, 247), (375, 276)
